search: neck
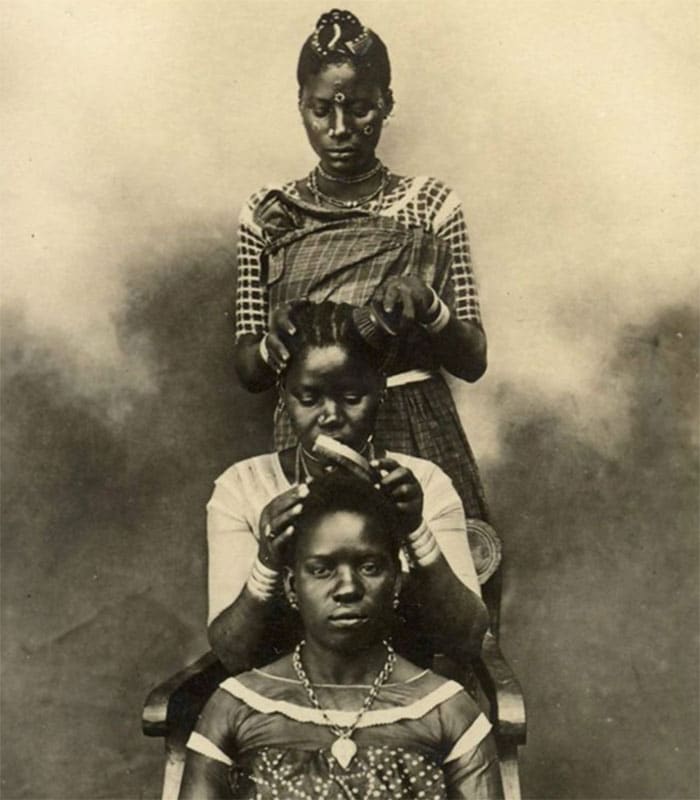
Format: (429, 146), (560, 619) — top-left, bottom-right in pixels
(314, 161), (385, 200)
(300, 637), (389, 685)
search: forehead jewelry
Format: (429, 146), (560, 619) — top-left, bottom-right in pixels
(363, 124), (374, 137)
(333, 91), (346, 104)
(292, 639), (396, 769)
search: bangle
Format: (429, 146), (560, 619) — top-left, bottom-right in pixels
(420, 288), (441, 323)
(246, 557), (279, 601)
(258, 334), (272, 367)
(406, 520), (441, 567)
(422, 296), (451, 335)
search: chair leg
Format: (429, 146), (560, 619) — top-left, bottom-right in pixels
(161, 739), (186, 800)
(498, 740), (522, 800)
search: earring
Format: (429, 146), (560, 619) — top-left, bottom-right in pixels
(392, 593), (400, 610)
(288, 595), (299, 611)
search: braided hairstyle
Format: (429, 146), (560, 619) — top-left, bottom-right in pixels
(281, 471), (402, 568)
(297, 9), (394, 113)
(283, 300), (387, 378)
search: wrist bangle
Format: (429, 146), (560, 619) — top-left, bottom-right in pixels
(258, 334), (272, 367)
(406, 521), (441, 567)
(422, 296), (451, 335)
(420, 289), (441, 323)
(246, 557), (279, 601)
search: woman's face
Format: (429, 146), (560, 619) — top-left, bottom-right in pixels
(282, 344), (383, 453)
(299, 61), (386, 176)
(286, 509), (399, 653)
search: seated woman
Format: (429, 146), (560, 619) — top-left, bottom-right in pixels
(181, 473), (503, 799)
(208, 300), (487, 674)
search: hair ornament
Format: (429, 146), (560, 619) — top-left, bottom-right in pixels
(311, 9), (371, 58)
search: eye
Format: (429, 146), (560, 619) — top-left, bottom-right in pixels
(350, 102), (372, 118)
(360, 561), (383, 576)
(343, 394), (363, 404)
(312, 102), (331, 118)
(308, 563), (332, 578)
(296, 392), (318, 407)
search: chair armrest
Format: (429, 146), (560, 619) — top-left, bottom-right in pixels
(143, 651), (227, 739)
(474, 632), (526, 745)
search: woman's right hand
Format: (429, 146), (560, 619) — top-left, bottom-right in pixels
(263, 304), (297, 374)
(257, 483), (310, 570)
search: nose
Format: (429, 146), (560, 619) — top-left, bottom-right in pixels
(333, 565), (363, 603)
(330, 104), (349, 138)
(318, 398), (340, 428)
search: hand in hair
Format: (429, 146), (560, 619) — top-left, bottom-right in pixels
(370, 456), (424, 535)
(379, 275), (435, 327)
(265, 304), (298, 373)
(258, 483), (310, 569)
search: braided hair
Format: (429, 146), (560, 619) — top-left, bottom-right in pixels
(283, 300), (387, 378)
(297, 9), (394, 113)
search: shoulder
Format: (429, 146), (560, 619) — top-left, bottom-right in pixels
(238, 180), (299, 226)
(208, 453), (281, 507)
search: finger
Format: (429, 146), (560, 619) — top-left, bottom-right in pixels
(272, 525), (296, 551)
(266, 333), (290, 368)
(398, 285), (415, 322)
(370, 457), (401, 472)
(382, 281), (401, 313)
(273, 306), (297, 337)
(270, 502), (304, 534)
(267, 484), (308, 516)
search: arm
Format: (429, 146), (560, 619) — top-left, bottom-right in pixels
(373, 457), (488, 664)
(179, 690), (237, 800)
(444, 733), (504, 800)
(207, 480), (308, 674)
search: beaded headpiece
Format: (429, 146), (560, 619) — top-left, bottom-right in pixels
(310, 9), (372, 58)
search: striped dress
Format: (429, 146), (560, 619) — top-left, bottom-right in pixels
(234, 174), (488, 520)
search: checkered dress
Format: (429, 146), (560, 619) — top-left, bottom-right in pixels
(235, 175), (488, 519)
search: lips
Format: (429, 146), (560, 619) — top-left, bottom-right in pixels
(328, 611), (369, 628)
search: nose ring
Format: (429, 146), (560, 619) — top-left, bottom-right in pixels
(328, 128), (336, 137)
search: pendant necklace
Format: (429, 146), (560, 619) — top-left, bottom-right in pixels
(292, 639), (396, 769)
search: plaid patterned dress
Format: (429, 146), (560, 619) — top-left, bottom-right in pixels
(235, 175), (488, 519)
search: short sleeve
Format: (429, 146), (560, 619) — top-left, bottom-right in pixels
(433, 190), (482, 327)
(235, 190), (270, 340)
(207, 474), (259, 623)
(419, 461), (481, 596)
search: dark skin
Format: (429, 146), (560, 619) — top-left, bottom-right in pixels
(209, 345), (488, 674)
(232, 61), (487, 392)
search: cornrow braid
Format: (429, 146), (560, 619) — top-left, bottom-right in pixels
(283, 300), (386, 377)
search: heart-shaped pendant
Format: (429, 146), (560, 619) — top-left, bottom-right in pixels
(331, 736), (357, 769)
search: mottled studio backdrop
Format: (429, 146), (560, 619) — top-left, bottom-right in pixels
(2, 1), (698, 798)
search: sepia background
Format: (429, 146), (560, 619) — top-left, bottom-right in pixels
(2, 1), (698, 797)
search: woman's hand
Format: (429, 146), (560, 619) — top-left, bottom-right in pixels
(257, 483), (310, 569)
(379, 275), (434, 327)
(264, 304), (297, 373)
(370, 457), (424, 535)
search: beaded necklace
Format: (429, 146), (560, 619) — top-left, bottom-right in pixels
(307, 167), (388, 210)
(292, 639), (396, 769)
(316, 159), (384, 185)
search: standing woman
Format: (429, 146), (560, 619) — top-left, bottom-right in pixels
(234, 9), (488, 520)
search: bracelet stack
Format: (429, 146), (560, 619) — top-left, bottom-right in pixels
(406, 520), (441, 567)
(421, 289), (451, 335)
(246, 557), (279, 601)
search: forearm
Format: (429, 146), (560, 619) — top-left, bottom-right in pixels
(208, 588), (272, 674)
(412, 554), (488, 663)
(430, 317), (487, 382)
(233, 334), (277, 392)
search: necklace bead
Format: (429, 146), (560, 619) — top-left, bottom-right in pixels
(308, 167), (388, 210)
(317, 159), (383, 185)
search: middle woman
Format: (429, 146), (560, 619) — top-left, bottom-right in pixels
(208, 300), (487, 674)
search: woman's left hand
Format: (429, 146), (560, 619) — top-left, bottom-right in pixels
(370, 456), (424, 534)
(379, 275), (434, 326)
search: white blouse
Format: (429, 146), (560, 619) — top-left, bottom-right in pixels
(207, 450), (480, 623)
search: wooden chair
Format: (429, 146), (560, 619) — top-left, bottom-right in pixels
(142, 520), (526, 799)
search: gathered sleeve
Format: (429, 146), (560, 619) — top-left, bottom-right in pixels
(432, 186), (482, 327)
(439, 691), (504, 799)
(206, 472), (260, 624)
(419, 460), (481, 596)
(234, 190), (270, 340)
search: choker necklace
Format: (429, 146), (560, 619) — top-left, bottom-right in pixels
(307, 167), (388, 210)
(292, 639), (396, 769)
(316, 160), (383, 185)
(294, 440), (375, 483)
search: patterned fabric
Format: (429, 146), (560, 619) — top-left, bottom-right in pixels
(234, 174), (481, 339)
(186, 664), (503, 799)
